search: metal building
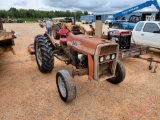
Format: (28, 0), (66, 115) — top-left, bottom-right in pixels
(80, 11), (159, 22)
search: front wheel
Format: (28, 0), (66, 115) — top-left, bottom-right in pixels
(56, 69), (76, 103)
(107, 60), (126, 84)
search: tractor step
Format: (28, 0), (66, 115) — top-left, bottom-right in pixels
(54, 54), (69, 61)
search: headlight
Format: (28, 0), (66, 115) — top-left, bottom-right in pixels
(110, 54), (116, 60)
(115, 38), (119, 42)
(99, 56), (104, 62)
(105, 55), (110, 60)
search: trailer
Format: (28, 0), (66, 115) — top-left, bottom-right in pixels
(107, 29), (159, 72)
(119, 44), (148, 59)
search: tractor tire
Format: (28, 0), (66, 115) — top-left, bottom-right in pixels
(111, 24), (121, 29)
(52, 24), (60, 39)
(34, 35), (54, 73)
(56, 69), (76, 103)
(107, 60), (126, 84)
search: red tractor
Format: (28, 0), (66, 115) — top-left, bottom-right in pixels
(34, 25), (126, 103)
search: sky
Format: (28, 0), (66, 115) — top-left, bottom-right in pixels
(0, 0), (160, 14)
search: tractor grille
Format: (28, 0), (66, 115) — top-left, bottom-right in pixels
(100, 45), (117, 55)
(94, 44), (118, 81)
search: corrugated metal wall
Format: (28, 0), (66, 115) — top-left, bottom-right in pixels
(80, 11), (158, 22)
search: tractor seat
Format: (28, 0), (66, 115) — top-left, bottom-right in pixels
(58, 29), (69, 36)
(58, 29), (69, 43)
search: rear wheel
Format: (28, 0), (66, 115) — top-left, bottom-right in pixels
(107, 60), (126, 84)
(52, 24), (60, 39)
(56, 69), (76, 103)
(34, 35), (54, 73)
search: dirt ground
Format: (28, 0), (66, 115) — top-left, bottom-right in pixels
(0, 22), (160, 120)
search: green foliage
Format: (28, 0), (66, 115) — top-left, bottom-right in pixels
(0, 7), (87, 21)
(84, 11), (89, 15)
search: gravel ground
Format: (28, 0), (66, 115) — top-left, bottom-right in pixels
(0, 22), (160, 120)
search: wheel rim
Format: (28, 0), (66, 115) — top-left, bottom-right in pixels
(58, 76), (67, 98)
(36, 43), (42, 66)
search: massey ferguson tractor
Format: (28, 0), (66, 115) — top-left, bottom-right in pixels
(34, 24), (126, 103)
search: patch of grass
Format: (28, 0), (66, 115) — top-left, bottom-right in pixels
(3, 18), (42, 23)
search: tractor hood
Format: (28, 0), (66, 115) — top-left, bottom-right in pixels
(67, 33), (117, 55)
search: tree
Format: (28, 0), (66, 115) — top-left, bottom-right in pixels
(9, 7), (17, 12)
(84, 11), (88, 15)
(0, 7), (89, 21)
